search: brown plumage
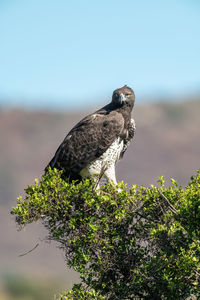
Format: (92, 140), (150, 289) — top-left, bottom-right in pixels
(46, 85), (136, 185)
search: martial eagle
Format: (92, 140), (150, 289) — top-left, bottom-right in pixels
(47, 85), (136, 188)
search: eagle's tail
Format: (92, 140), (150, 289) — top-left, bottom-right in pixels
(44, 160), (82, 184)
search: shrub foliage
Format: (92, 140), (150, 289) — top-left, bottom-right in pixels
(11, 168), (200, 299)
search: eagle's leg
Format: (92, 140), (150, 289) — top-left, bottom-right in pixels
(103, 165), (122, 192)
(104, 165), (117, 186)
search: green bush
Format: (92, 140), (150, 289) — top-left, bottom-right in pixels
(11, 168), (200, 299)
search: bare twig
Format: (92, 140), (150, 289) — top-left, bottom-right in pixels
(158, 190), (178, 215)
(18, 243), (39, 257)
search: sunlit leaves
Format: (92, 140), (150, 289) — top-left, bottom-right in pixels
(11, 168), (200, 299)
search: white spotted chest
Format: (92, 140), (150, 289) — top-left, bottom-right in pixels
(80, 137), (124, 179)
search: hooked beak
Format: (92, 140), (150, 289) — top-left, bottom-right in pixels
(119, 93), (126, 105)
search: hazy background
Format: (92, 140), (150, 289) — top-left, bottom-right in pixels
(0, 1), (200, 299)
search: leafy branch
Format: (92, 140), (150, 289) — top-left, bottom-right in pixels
(11, 168), (200, 299)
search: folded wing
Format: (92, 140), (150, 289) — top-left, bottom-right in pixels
(47, 111), (124, 180)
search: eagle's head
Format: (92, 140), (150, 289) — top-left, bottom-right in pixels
(112, 85), (135, 109)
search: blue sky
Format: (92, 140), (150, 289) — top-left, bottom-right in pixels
(0, 0), (200, 110)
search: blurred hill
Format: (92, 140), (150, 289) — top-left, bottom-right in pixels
(0, 99), (200, 298)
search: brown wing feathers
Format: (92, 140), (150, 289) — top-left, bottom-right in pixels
(47, 85), (135, 182)
(47, 111), (124, 181)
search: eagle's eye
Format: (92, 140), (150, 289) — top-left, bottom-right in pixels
(114, 93), (119, 98)
(125, 93), (131, 97)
